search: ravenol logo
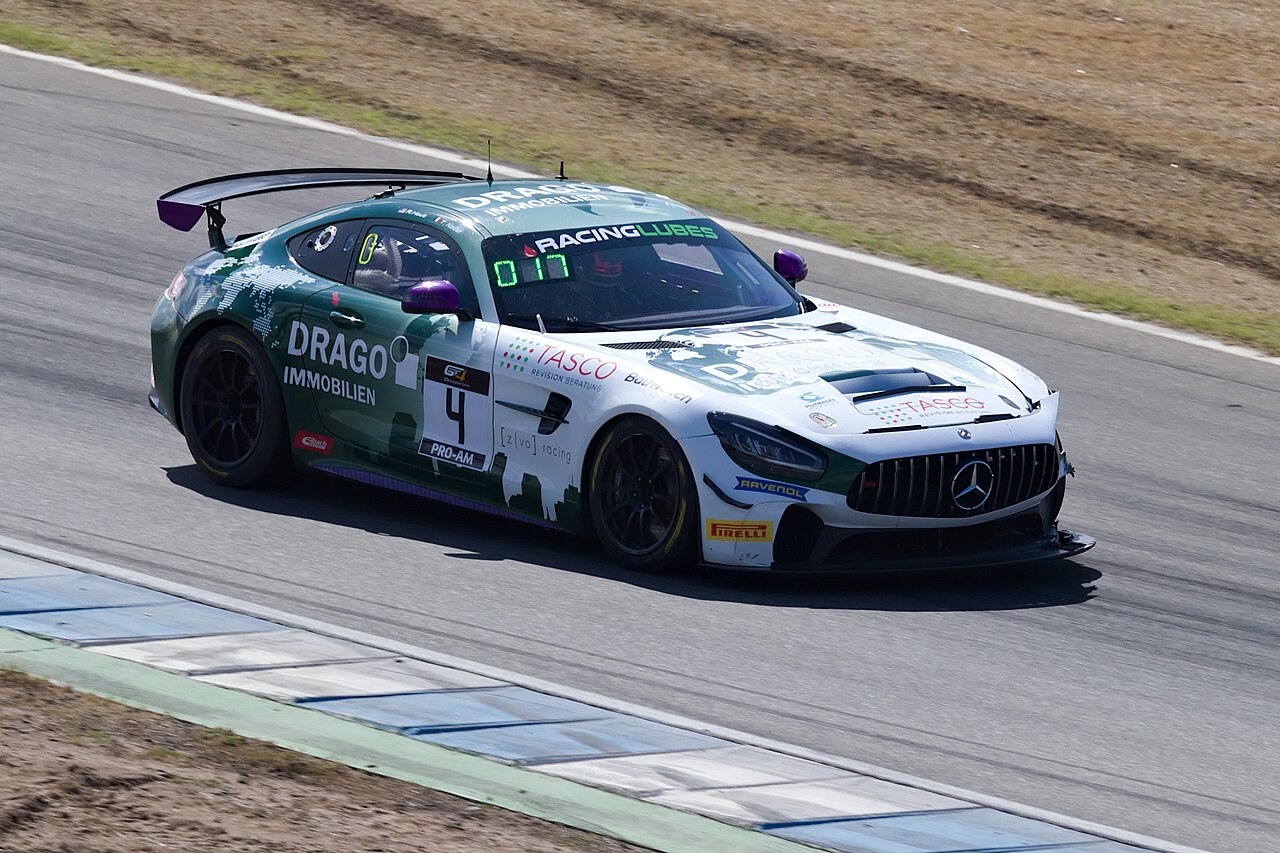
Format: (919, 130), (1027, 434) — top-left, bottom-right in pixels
(706, 520), (774, 542)
(735, 477), (809, 502)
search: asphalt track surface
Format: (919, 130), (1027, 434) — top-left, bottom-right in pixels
(1, 52), (1277, 851)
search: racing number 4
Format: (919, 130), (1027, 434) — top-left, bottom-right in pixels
(446, 387), (466, 444)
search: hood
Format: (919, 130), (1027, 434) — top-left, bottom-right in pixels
(595, 314), (1040, 436)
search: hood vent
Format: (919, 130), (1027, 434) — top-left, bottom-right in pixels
(821, 367), (947, 396)
(603, 340), (693, 350)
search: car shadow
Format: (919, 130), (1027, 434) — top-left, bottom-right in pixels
(165, 465), (1101, 613)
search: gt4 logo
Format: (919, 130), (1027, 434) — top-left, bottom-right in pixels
(293, 430), (334, 455)
(706, 520), (774, 542)
(427, 357), (490, 394)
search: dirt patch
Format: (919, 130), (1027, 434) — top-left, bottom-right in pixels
(0, 669), (645, 853)
(3, 0), (1278, 351)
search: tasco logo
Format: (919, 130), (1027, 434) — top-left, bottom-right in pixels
(706, 520), (775, 542)
(293, 430), (334, 455)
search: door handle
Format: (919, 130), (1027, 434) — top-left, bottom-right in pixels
(329, 310), (365, 329)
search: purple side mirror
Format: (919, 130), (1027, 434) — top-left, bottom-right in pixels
(774, 250), (808, 285)
(401, 280), (461, 315)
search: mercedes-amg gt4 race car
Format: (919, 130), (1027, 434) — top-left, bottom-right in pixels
(150, 169), (1094, 573)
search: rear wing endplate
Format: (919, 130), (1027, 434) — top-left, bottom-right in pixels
(157, 168), (480, 250)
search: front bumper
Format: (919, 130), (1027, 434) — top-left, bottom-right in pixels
(690, 426), (1095, 572)
(764, 523), (1095, 574)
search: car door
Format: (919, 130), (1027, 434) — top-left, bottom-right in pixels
(293, 220), (498, 473)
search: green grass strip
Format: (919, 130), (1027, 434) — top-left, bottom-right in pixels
(0, 628), (816, 853)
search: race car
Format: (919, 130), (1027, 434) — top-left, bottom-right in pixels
(150, 169), (1094, 573)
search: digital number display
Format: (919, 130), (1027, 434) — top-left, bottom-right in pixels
(493, 252), (571, 288)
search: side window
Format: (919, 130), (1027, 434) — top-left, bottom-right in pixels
(351, 223), (476, 311)
(288, 220), (363, 282)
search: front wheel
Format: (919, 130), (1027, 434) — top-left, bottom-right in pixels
(179, 325), (292, 488)
(587, 417), (699, 573)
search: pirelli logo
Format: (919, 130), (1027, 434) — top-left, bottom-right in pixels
(705, 520), (774, 542)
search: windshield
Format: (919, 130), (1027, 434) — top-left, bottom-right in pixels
(481, 219), (806, 331)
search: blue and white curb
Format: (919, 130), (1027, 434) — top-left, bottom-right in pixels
(0, 539), (1199, 853)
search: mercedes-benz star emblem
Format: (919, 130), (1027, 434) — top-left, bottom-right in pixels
(951, 459), (995, 510)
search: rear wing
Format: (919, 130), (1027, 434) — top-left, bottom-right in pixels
(157, 168), (480, 250)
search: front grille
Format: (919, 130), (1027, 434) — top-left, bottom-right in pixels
(848, 443), (1058, 518)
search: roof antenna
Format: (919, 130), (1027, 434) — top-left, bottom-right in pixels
(557, 160), (566, 181)
(486, 139), (494, 185)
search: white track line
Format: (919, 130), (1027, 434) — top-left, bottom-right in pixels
(0, 536), (1210, 853)
(3, 42), (1277, 369)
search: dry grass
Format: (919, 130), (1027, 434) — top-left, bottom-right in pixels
(3, 0), (1278, 351)
(0, 668), (642, 852)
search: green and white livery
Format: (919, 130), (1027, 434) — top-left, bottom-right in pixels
(151, 169), (1093, 572)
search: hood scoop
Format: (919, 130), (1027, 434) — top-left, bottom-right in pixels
(821, 367), (951, 396)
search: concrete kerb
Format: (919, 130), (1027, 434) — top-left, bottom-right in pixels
(0, 537), (1208, 853)
(0, 627), (814, 853)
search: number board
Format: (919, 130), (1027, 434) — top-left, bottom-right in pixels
(418, 357), (493, 471)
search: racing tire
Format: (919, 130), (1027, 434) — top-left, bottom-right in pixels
(587, 416), (699, 573)
(179, 325), (292, 488)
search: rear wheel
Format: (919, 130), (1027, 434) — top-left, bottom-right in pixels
(179, 325), (292, 488)
(587, 417), (698, 573)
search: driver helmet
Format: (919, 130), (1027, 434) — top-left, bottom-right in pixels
(581, 251), (624, 287)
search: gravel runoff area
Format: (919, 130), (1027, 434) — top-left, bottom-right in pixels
(2, 0), (1278, 352)
(0, 670), (645, 853)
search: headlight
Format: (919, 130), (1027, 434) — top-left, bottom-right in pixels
(165, 271), (190, 301)
(707, 412), (828, 482)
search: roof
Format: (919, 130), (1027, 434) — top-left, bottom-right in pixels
(394, 179), (705, 235)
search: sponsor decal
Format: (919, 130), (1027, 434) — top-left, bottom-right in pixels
(499, 335), (539, 373)
(537, 347), (618, 378)
(798, 391), (835, 409)
(499, 426), (573, 465)
(857, 396), (986, 425)
(451, 184), (610, 218)
(809, 412), (837, 429)
(284, 366), (375, 406)
(287, 321), (389, 379)
(624, 372), (695, 404)
(734, 477), (809, 502)
(427, 357), (491, 394)
(532, 221), (718, 254)
(418, 439), (487, 470)
(292, 430), (334, 455)
(706, 520), (775, 542)
(502, 335), (619, 392)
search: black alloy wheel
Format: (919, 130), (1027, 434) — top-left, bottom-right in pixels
(589, 417), (697, 573)
(180, 326), (292, 488)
